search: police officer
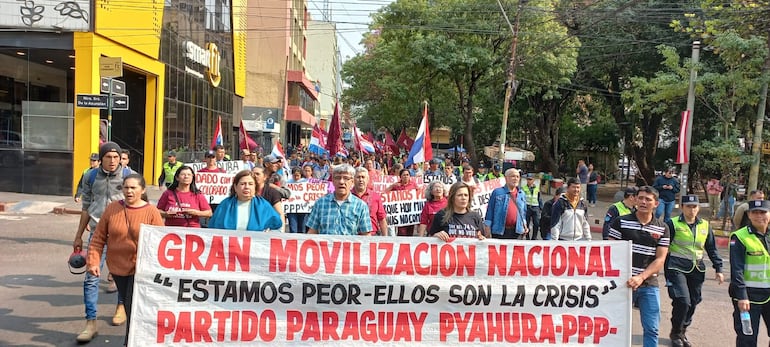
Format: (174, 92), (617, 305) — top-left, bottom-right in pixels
(158, 150), (183, 189)
(523, 174), (542, 240)
(729, 199), (770, 347)
(665, 195), (724, 347)
(476, 162), (488, 181)
(486, 164), (504, 180)
(602, 186), (637, 240)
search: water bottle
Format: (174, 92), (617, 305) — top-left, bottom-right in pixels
(740, 311), (753, 335)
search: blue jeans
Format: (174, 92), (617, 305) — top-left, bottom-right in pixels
(84, 230), (122, 320)
(286, 213), (308, 233)
(655, 199), (675, 222)
(587, 184), (598, 204)
(633, 286), (660, 347)
(717, 196), (735, 219)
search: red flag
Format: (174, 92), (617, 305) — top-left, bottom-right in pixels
(396, 128), (414, 150)
(239, 120), (258, 151)
(676, 110), (690, 164)
(325, 101), (344, 157)
(384, 130), (399, 154)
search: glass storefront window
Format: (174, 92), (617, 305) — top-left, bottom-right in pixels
(0, 46), (75, 195)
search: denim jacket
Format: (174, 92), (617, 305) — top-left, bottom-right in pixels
(484, 185), (528, 235)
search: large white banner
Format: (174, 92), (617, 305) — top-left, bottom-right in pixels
(131, 226), (633, 346)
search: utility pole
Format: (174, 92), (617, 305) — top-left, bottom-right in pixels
(497, 0), (524, 166)
(748, 50), (770, 191)
(680, 41), (700, 194)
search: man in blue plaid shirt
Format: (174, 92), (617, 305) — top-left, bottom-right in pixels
(307, 164), (372, 235)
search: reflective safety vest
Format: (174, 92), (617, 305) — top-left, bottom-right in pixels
(613, 201), (632, 216)
(669, 218), (709, 271)
(523, 185), (539, 206)
(163, 161), (184, 184)
(731, 227), (770, 301)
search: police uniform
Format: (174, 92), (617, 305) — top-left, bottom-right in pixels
(665, 195), (723, 347)
(159, 151), (184, 188)
(602, 187), (637, 240)
(729, 200), (770, 347)
(522, 175), (542, 240)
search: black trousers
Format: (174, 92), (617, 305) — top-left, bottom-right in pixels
(665, 269), (704, 331)
(732, 298), (770, 347)
(113, 274), (135, 346)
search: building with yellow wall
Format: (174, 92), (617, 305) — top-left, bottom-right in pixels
(0, 0), (246, 195)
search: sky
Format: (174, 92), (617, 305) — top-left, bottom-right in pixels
(307, 0), (393, 61)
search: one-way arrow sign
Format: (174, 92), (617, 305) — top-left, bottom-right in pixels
(112, 96), (129, 110)
(100, 77), (126, 95)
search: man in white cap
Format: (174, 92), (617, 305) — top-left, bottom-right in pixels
(665, 195), (723, 347)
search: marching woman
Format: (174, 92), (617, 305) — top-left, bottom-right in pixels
(387, 169), (418, 236)
(429, 182), (486, 241)
(208, 170), (283, 231)
(156, 165), (212, 227)
(86, 174), (163, 346)
(416, 181), (447, 236)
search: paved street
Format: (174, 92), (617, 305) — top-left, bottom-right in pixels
(0, 187), (768, 346)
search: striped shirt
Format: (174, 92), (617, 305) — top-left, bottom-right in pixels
(608, 214), (670, 287)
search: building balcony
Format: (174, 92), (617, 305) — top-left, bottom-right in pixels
(286, 105), (316, 127)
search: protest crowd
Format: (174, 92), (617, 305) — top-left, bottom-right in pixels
(70, 135), (770, 347)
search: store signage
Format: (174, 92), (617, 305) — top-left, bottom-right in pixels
(184, 41), (221, 87)
(99, 57), (123, 78)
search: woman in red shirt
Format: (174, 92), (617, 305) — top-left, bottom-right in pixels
(387, 169), (418, 236)
(416, 181), (447, 236)
(156, 166), (212, 227)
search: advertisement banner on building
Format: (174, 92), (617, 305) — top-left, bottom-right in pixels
(131, 226), (633, 346)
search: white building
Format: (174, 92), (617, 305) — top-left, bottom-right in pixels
(306, 20), (339, 130)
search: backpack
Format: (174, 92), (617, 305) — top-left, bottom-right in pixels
(88, 167), (132, 186)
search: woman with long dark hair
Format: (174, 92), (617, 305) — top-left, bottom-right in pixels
(87, 174), (163, 346)
(156, 165), (212, 227)
(429, 182), (486, 241)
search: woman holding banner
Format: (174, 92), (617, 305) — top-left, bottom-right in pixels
(156, 166), (212, 228)
(416, 181), (447, 236)
(285, 167), (308, 233)
(387, 169), (418, 236)
(429, 182), (486, 241)
(87, 174), (163, 346)
(209, 170), (283, 232)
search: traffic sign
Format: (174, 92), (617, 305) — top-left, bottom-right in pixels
(99, 57), (123, 78)
(76, 94), (129, 110)
(100, 77), (126, 95)
(112, 95), (129, 110)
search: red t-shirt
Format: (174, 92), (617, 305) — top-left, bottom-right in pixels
(353, 189), (386, 233)
(504, 189), (518, 229)
(198, 167), (225, 173)
(156, 190), (211, 227)
(420, 198), (448, 230)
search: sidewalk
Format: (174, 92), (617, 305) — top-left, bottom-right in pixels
(0, 185), (165, 214)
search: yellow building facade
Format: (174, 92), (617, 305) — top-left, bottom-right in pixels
(0, 1), (246, 195)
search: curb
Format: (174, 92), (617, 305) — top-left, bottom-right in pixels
(52, 206), (82, 215)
